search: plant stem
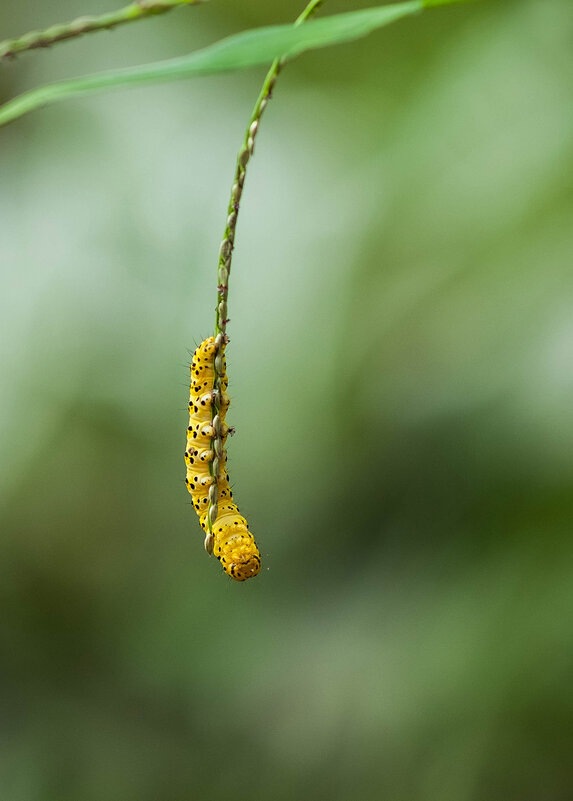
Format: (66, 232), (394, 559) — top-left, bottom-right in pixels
(0, 0), (208, 61)
(206, 0), (324, 536)
(214, 0), (323, 339)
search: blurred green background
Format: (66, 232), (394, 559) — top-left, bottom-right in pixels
(1, 0), (572, 799)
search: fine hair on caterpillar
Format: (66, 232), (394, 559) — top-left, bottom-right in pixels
(185, 335), (260, 582)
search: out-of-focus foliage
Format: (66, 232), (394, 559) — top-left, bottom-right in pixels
(1, 1), (572, 800)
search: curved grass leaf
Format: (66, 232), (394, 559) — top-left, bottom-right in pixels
(0, 0), (471, 128)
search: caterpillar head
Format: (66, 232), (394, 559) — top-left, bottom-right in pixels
(215, 530), (261, 582)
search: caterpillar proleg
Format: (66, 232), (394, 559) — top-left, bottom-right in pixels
(185, 337), (260, 582)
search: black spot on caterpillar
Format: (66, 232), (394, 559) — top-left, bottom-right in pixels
(185, 336), (260, 582)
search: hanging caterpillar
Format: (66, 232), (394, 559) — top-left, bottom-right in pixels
(185, 336), (261, 582)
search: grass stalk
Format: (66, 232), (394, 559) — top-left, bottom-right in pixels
(214, 0), (324, 340)
(206, 0), (324, 535)
(0, 0), (208, 61)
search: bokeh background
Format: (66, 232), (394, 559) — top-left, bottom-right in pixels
(1, 0), (572, 799)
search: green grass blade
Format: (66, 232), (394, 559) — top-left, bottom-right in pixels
(423, 0), (476, 6)
(0, 0), (468, 128)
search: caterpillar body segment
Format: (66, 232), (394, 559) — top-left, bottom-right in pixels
(185, 336), (260, 582)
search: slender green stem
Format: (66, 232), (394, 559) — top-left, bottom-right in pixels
(206, 0), (324, 536)
(214, 0), (324, 339)
(0, 0), (208, 61)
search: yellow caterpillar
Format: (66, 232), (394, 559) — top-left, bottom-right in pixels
(185, 337), (261, 582)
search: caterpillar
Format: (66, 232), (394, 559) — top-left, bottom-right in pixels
(185, 336), (261, 582)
